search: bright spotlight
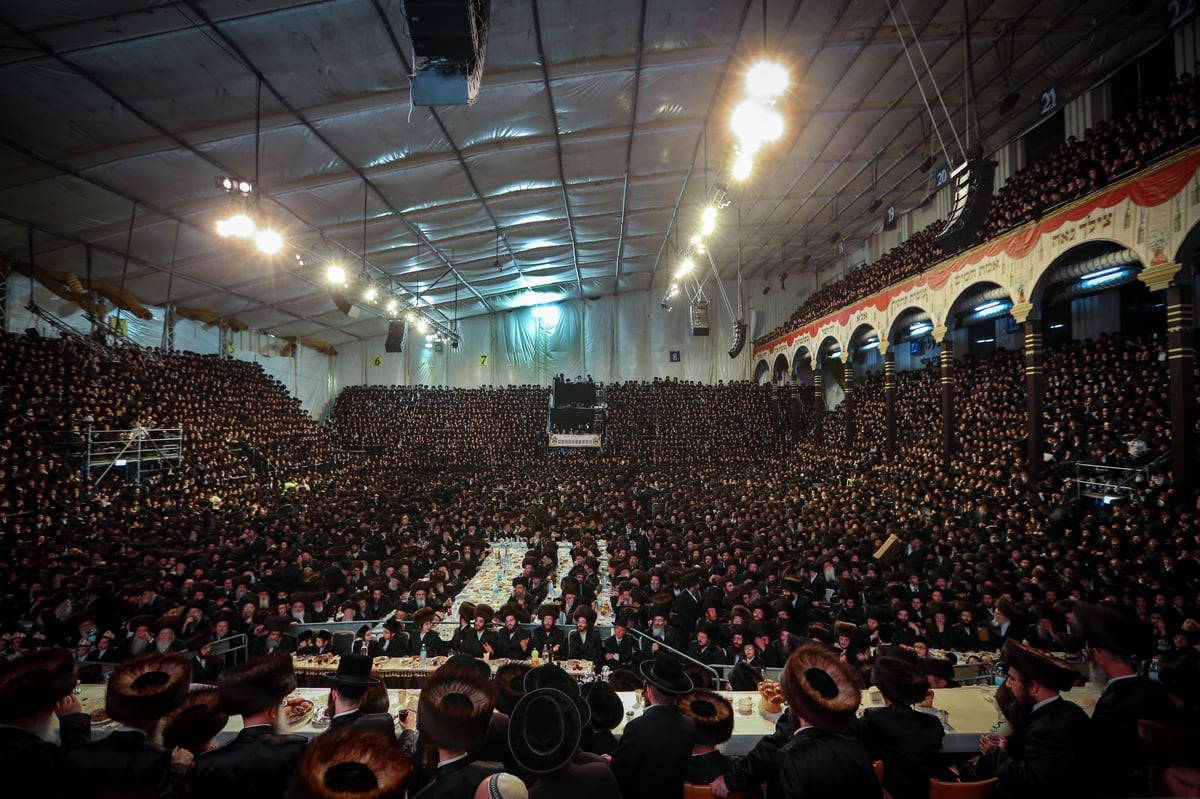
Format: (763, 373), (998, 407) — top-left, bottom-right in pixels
(254, 229), (283, 254)
(386, 299), (398, 314)
(416, 319), (427, 332)
(731, 100), (783, 148)
(690, 233), (704, 247)
(365, 286), (378, 302)
(732, 152), (754, 181)
(238, 181), (252, 194)
(326, 264), (346, 285)
(216, 213), (256, 238)
(700, 206), (717, 235)
(678, 257), (695, 275)
(746, 61), (789, 100)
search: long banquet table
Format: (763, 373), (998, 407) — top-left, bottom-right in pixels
(74, 681), (1102, 756)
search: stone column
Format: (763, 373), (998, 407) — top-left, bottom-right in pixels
(1142, 263), (1194, 506)
(1168, 284), (1196, 506)
(935, 326), (954, 468)
(883, 344), (896, 458)
(812, 359), (824, 446)
(1012, 303), (1045, 480)
(842, 352), (855, 448)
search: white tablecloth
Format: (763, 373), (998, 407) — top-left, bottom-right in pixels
(75, 682), (1103, 755)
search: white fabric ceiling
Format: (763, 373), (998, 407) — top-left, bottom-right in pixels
(0, 0), (1165, 347)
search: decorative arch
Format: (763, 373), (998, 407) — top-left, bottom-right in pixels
(885, 305), (935, 348)
(754, 359), (771, 384)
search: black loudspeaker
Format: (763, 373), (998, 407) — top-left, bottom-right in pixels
(25, 328), (40, 340)
(937, 158), (996, 251)
(405, 0), (481, 60)
(329, 288), (361, 318)
(690, 301), (710, 336)
(728, 322), (748, 359)
(385, 321), (408, 353)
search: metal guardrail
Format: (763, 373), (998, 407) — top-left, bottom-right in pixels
(625, 626), (720, 686)
(87, 425), (183, 487)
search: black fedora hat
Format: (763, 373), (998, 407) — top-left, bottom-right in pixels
(1072, 601), (1156, 657)
(507, 688), (581, 774)
(638, 653), (693, 696)
(582, 680), (624, 731)
(326, 654), (380, 698)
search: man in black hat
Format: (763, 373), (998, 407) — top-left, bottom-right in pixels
(677, 689), (734, 785)
(410, 607), (446, 657)
(509, 687), (620, 799)
(854, 656), (945, 799)
(0, 648), (92, 783)
(608, 653), (697, 799)
(602, 612), (638, 668)
(189, 653), (308, 799)
(756, 644), (880, 798)
(1074, 601), (1177, 797)
(976, 640), (1096, 799)
(495, 604), (531, 660)
(567, 606), (601, 666)
(376, 619), (408, 658)
(323, 654), (393, 737)
(579, 680), (624, 757)
(413, 660), (505, 799)
(686, 622), (727, 667)
(459, 604), (498, 659)
(530, 604), (564, 660)
(68, 651), (195, 797)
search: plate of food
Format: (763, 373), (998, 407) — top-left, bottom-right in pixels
(89, 707), (117, 729)
(373, 656), (390, 666)
(283, 696), (315, 727)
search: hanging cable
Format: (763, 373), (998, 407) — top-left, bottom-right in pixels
(885, 0), (962, 167)
(896, 0), (967, 162)
(163, 220), (181, 351)
(116, 200), (137, 327)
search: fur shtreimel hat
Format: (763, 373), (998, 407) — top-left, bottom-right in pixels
(219, 653), (297, 716)
(106, 652), (192, 726)
(0, 647), (77, 722)
(677, 689), (734, 746)
(163, 687), (229, 751)
(418, 660), (497, 751)
(780, 644), (861, 728)
(295, 727), (412, 799)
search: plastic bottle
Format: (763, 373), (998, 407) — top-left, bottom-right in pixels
(420, 642), (428, 660)
(531, 648), (540, 667)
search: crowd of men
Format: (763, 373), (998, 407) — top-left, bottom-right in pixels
(2, 309), (1200, 795)
(755, 67), (1200, 350)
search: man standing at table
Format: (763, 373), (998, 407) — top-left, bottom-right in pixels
(608, 653), (696, 799)
(977, 640), (1095, 799)
(1073, 601), (1177, 797)
(0, 648), (91, 783)
(189, 653), (307, 799)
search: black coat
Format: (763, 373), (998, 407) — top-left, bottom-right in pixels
(458, 628), (498, 659)
(495, 627), (531, 660)
(412, 757), (505, 799)
(1091, 676), (1177, 797)
(410, 630), (447, 657)
(602, 632), (639, 667)
(531, 625), (565, 658)
(685, 750), (731, 786)
(610, 703), (696, 799)
(188, 725), (307, 799)
(567, 630), (602, 665)
(67, 729), (186, 799)
(375, 634), (409, 658)
(529, 759), (622, 799)
(327, 710), (398, 738)
(0, 715), (90, 799)
(984, 696), (1096, 799)
(768, 727), (882, 799)
(686, 641), (727, 667)
(853, 704), (944, 799)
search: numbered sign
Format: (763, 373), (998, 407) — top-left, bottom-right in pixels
(884, 204), (897, 228)
(1039, 83), (1060, 117)
(1168, 0), (1196, 29)
(935, 165), (950, 189)
(669, 350), (681, 363)
(836, 239), (845, 256)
